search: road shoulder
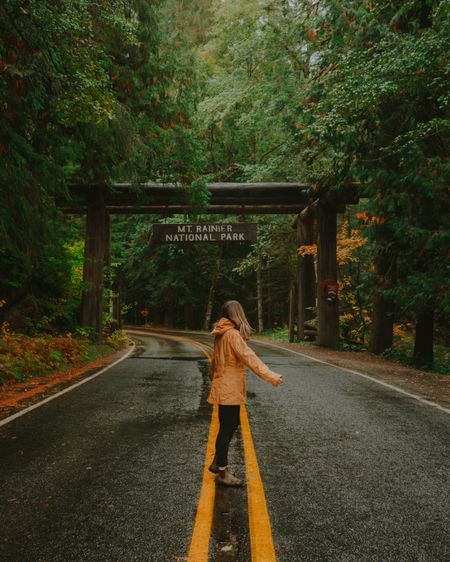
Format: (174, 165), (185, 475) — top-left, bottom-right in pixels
(254, 336), (450, 408)
(0, 343), (134, 421)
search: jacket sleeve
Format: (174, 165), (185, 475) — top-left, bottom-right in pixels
(229, 331), (279, 385)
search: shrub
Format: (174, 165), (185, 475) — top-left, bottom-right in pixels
(105, 330), (129, 349)
(0, 323), (87, 384)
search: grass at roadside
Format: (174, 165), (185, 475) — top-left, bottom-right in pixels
(260, 326), (291, 342)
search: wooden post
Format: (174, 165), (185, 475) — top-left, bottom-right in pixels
(81, 193), (106, 337)
(288, 282), (296, 343)
(297, 217), (316, 340)
(317, 205), (339, 348)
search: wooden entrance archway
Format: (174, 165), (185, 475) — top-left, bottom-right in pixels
(63, 182), (358, 348)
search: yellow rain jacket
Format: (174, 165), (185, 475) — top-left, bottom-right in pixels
(207, 317), (280, 405)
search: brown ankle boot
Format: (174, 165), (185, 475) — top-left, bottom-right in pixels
(217, 468), (243, 487)
(208, 455), (219, 474)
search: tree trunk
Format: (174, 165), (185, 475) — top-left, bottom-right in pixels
(104, 212), (111, 315)
(153, 308), (164, 326)
(413, 308), (434, 367)
(81, 194), (106, 338)
(203, 249), (222, 331)
(317, 205), (339, 348)
(184, 303), (194, 329)
(256, 266), (264, 333)
(112, 282), (122, 329)
(369, 237), (395, 355)
(297, 217), (316, 340)
(288, 282), (296, 343)
(163, 299), (176, 328)
(267, 268), (272, 328)
(369, 294), (394, 354)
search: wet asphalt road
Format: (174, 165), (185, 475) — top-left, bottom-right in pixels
(1, 331), (449, 562)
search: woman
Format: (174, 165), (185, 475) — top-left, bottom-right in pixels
(208, 300), (283, 486)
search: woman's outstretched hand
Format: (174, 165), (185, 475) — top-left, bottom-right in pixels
(271, 374), (283, 387)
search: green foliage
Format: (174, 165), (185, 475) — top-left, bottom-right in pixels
(192, 0), (449, 362)
(1, 0), (448, 371)
(1, 0), (204, 328)
(385, 337), (450, 376)
(259, 326), (290, 341)
(0, 324), (128, 384)
(196, 0), (297, 181)
(105, 330), (130, 350)
(0, 325), (87, 383)
(288, 0), (449, 323)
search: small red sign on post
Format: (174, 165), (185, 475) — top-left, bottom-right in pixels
(320, 279), (339, 303)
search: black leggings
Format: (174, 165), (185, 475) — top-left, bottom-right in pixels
(215, 405), (241, 468)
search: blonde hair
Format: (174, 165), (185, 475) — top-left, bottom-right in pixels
(221, 300), (253, 340)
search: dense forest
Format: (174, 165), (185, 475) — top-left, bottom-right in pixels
(0, 0), (449, 377)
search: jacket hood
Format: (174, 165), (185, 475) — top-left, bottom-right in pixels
(211, 317), (236, 335)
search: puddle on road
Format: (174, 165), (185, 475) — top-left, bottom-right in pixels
(211, 435), (249, 562)
(196, 359), (250, 561)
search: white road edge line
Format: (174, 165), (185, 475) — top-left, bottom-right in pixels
(255, 339), (450, 415)
(0, 343), (136, 428)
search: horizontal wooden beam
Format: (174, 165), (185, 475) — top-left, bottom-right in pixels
(62, 182), (359, 216)
(83, 195), (308, 206)
(63, 204), (304, 215)
(65, 183), (311, 207)
(69, 182), (310, 191)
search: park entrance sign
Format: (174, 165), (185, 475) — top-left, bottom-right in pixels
(153, 223), (257, 243)
(62, 181), (359, 348)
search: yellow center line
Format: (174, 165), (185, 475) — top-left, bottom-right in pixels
(241, 407), (277, 561)
(129, 330), (277, 561)
(127, 329), (213, 360)
(177, 337), (214, 359)
(187, 404), (218, 561)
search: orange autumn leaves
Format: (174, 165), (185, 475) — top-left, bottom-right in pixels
(297, 217), (366, 266)
(337, 219), (366, 265)
(0, 323), (88, 384)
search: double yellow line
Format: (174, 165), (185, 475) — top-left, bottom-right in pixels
(128, 330), (277, 561)
(182, 337), (277, 562)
